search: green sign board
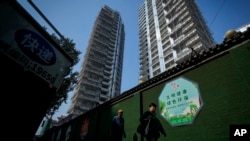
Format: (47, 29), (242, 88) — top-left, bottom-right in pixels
(159, 77), (203, 126)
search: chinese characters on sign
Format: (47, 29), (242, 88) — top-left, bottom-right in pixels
(159, 77), (203, 126)
(0, 4), (72, 90)
(14, 29), (57, 84)
(17, 29), (56, 65)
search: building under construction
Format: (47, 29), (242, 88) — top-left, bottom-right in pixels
(67, 5), (125, 115)
(138, 0), (215, 82)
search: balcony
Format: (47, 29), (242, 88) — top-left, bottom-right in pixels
(176, 48), (191, 59)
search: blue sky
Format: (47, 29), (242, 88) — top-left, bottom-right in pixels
(18, 0), (250, 120)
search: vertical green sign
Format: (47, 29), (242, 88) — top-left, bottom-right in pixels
(159, 77), (203, 126)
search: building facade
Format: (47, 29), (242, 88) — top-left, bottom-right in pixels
(68, 5), (125, 114)
(138, 0), (215, 82)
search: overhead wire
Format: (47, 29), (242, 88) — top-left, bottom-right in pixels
(209, 0), (227, 26)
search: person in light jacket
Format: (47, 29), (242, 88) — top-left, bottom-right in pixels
(112, 109), (126, 141)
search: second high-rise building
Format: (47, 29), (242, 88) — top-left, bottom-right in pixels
(138, 0), (215, 82)
(68, 5), (125, 115)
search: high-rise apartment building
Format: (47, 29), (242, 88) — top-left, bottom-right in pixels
(68, 5), (125, 114)
(138, 0), (215, 82)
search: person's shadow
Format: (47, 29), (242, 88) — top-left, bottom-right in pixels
(133, 133), (138, 141)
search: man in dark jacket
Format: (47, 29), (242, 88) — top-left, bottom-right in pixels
(139, 103), (166, 141)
